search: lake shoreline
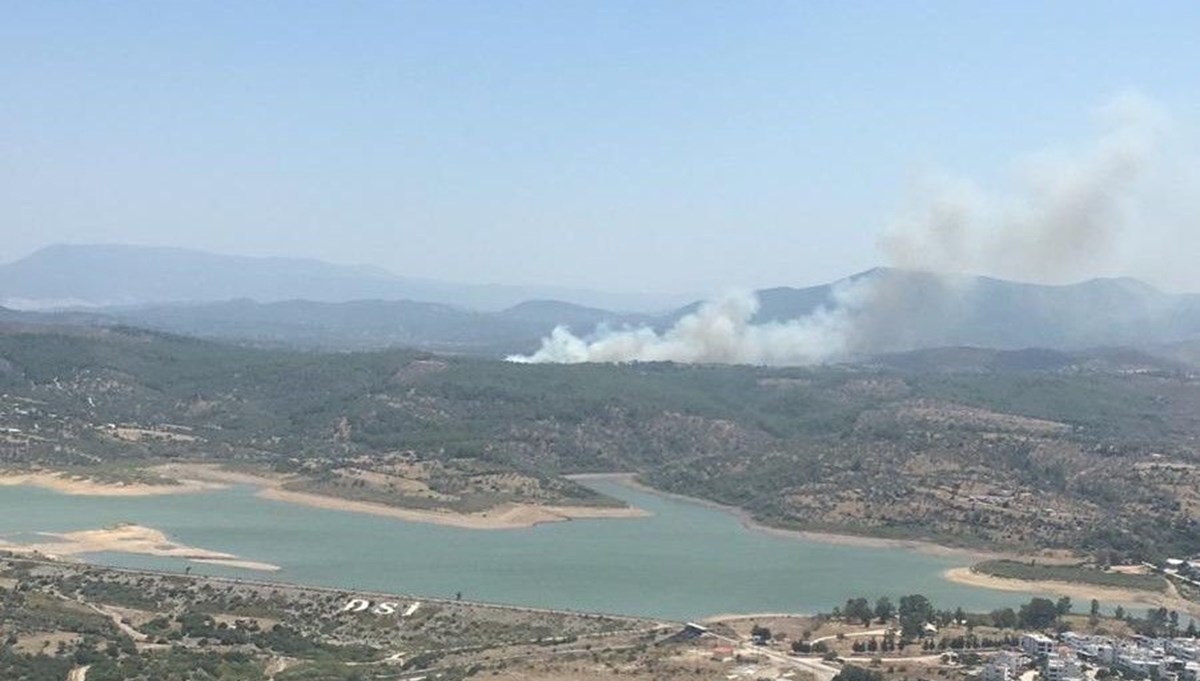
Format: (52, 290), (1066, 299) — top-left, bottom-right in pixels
(943, 567), (1200, 617)
(0, 470), (222, 497)
(5, 465), (1054, 559)
(1, 464), (650, 530)
(0, 523), (281, 572)
(154, 463), (652, 530)
(573, 473), (1008, 562)
(2, 468), (1091, 620)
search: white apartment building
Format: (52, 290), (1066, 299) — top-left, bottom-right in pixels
(1023, 633), (1055, 657)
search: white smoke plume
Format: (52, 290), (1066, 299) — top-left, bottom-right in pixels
(509, 92), (1175, 366)
(508, 282), (872, 365)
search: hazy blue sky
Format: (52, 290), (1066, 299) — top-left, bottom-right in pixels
(3, 2), (1199, 294)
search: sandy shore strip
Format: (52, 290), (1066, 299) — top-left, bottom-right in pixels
(151, 463), (271, 487)
(189, 558), (285, 571)
(701, 612), (812, 623)
(574, 472), (1008, 561)
(156, 463), (649, 530)
(259, 486), (649, 529)
(0, 523), (280, 572)
(0, 470), (222, 497)
(943, 567), (1200, 617)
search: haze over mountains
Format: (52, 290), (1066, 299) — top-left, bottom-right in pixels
(0, 244), (687, 313)
(2, 244), (1200, 361)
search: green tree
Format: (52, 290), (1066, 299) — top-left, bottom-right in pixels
(898, 594), (934, 639)
(833, 665), (884, 681)
(1055, 596), (1072, 616)
(845, 598), (873, 625)
(874, 597), (895, 623)
(1018, 598), (1059, 630)
(990, 608), (1017, 629)
(1144, 607), (1169, 636)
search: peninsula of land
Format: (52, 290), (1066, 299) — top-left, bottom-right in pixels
(0, 523), (280, 572)
(1, 463), (650, 531)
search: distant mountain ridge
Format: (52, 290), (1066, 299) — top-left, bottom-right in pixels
(3, 245), (1200, 359)
(716, 268), (1200, 352)
(100, 298), (647, 353)
(0, 244), (687, 313)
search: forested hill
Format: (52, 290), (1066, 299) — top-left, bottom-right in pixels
(1, 325), (1199, 560)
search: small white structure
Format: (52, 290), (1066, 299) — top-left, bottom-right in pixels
(1044, 652), (1081, 681)
(1167, 640), (1200, 662)
(1023, 633), (1055, 657)
(984, 652), (1022, 681)
(1093, 643), (1117, 664)
(1117, 652), (1157, 676)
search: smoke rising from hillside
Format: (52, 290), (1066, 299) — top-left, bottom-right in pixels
(508, 93), (1176, 366)
(508, 285), (866, 365)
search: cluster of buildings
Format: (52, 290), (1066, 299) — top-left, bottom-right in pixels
(1161, 559), (1200, 589)
(0, 394), (49, 440)
(1063, 631), (1200, 681)
(983, 632), (1200, 681)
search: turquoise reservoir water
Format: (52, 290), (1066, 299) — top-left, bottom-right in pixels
(1, 479), (1051, 620)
